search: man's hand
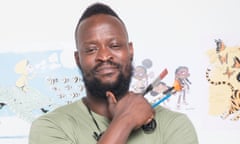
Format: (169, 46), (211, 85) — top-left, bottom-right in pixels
(106, 91), (155, 130)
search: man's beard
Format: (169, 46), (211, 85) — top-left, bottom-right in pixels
(81, 61), (133, 101)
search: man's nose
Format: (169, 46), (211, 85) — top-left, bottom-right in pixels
(96, 46), (113, 61)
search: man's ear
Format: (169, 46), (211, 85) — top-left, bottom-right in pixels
(128, 42), (134, 61)
(74, 51), (81, 68)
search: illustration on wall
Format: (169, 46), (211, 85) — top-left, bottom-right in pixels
(0, 53), (195, 124)
(172, 66), (192, 109)
(205, 39), (240, 121)
(132, 59), (193, 110)
(0, 50), (85, 122)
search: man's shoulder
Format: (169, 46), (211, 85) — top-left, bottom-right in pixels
(154, 106), (198, 143)
(154, 106), (196, 131)
(155, 106), (181, 115)
(155, 106), (188, 121)
(54, 99), (83, 112)
(33, 99), (84, 122)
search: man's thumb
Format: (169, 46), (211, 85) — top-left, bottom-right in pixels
(106, 91), (117, 104)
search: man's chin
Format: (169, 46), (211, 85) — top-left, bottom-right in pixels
(95, 73), (120, 84)
(98, 79), (118, 87)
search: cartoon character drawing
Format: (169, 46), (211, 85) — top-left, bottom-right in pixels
(15, 59), (34, 92)
(173, 66), (191, 109)
(131, 59), (154, 93)
(132, 65), (148, 93)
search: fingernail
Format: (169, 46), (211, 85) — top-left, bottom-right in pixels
(106, 91), (111, 97)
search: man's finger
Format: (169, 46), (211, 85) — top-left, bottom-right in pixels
(106, 91), (117, 104)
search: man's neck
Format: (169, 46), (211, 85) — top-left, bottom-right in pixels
(82, 96), (111, 119)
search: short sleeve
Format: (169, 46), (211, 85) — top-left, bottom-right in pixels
(163, 114), (198, 144)
(29, 118), (74, 144)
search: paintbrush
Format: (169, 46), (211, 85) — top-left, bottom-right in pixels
(142, 68), (168, 96)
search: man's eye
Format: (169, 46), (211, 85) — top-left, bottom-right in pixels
(110, 44), (121, 49)
(85, 47), (98, 54)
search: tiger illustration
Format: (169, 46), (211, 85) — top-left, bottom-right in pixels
(206, 68), (240, 121)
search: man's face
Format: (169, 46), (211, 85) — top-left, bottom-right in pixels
(75, 14), (134, 100)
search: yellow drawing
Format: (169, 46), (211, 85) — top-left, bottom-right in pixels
(206, 39), (240, 121)
(14, 59), (32, 92)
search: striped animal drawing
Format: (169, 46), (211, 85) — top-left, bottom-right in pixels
(206, 68), (240, 121)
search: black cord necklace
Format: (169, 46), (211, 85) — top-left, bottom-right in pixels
(85, 103), (105, 141)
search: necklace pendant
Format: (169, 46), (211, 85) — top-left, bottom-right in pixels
(93, 131), (105, 141)
(141, 119), (157, 133)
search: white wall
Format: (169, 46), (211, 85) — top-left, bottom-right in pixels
(1, 0), (240, 143)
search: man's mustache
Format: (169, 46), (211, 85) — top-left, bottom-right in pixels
(93, 60), (121, 72)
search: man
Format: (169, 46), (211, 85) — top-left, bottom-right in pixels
(29, 2), (198, 144)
